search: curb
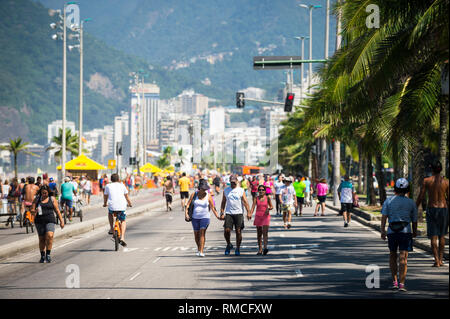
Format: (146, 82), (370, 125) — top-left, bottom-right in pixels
(0, 197), (180, 261)
(325, 203), (449, 260)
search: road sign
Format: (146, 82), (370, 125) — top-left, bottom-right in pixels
(108, 160), (116, 169)
(253, 56), (327, 70)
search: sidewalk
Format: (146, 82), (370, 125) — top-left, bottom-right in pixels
(0, 187), (182, 260)
(325, 199), (449, 260)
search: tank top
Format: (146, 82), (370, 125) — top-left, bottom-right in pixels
(35, 196), (57, 224)
(256, 196), (269, 216)
(192, 194), (210, 219)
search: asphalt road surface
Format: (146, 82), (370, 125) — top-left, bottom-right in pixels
(0, 191), (448, 299)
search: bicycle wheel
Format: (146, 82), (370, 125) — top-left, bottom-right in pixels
(25, 220), (29, 234)
(63, 209), (67, 225)
(114, 230), (120, 251)
(31, 223), (34, 233)
(79, 210), (83, 222)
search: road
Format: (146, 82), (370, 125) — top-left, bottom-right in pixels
(0, 191), (448, 299)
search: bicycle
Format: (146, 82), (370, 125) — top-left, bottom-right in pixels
(111, 212), (122, 251)
(23, 206), (34, 234)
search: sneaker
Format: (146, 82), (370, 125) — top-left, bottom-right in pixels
(235, 249), (240, 256)
(199, 252), (205, 257)
(45, 255), (52, 263)
(287, 224), (291, 229)
(39, 256), (45, 263)
(225, 244), (233, 255)
(344, 222), (348, 228)
(196, 251), (200, 257)
(263, 248), (269, 255)
(391, 281), (399, 289)
(398, 283), (407, 292)
(108, 230), (113, 235)
(120, 240), (127, 247)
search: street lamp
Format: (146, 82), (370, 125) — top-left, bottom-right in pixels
(69, 18), (91, 157)
(293, 35), (309, 104)
(298, 3), (321, 94)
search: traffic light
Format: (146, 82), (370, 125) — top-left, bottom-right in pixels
(129, 157), (136, 165)
(236, 92), (245, 108)
(284, 93), (295, 112)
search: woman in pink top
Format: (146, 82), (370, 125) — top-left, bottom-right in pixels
(264, 176), (275, 198)
(248, 185), (273, 255)
(314, 178), (328, 216)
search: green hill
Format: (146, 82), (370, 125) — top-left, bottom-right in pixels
(0, 0), (198, 144)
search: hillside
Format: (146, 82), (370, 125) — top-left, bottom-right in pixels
(0, 0), (198, 144)
(36, 0), (337, 104)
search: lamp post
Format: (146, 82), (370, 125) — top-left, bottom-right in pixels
(294, 36), (309, 104)
(299, 3), (321, 94)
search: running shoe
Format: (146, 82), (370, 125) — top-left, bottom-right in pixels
(108, 230), (113, 235)
(199, 252), (205, 257)
(391, 281), (399, 289)
(196, 251), (200, 257)
(45, 255), (52, 263)
(344, 222), (348, 228)
(225, 243), (233, 255)
(263, 248), (269, 255)
(120, 240), (127, 247)
(398, 283), (407, 292)
(39, 256), (45, 263)
(235, 249), (240, 256)
(287, 224), (291, 229)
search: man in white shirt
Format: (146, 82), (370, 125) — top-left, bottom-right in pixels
(104, 173), (132, 247)
(278, 177), (297, 229)
(220, 175), (251, 256)
(274, 175), (285, 216)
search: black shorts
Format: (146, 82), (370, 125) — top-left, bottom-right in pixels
(224, 214), (245, 230)
(340, 203), (353, 213)
(317, 195), (327, 203)
(165, 194), (173, 203)
(180, 192), (189, 199)
(297, 197), (305, 205)
(388, 233), (413, 252)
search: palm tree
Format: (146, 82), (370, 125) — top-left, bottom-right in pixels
(0, 137), (38, 178)
(46, 128), (80, 163)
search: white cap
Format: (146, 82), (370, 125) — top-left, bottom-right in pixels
(395, 178), (409, 189)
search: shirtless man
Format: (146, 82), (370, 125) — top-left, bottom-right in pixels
(23, 177), (40, 216)
(416, 160), (449, 267)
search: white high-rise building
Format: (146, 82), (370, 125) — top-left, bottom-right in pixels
(47, 120), (76, 144)
(208, 107), (225, 136)
(180, 90), (209, 115)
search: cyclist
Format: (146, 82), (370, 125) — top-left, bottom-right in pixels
(60, 177), (77, 222)
(104, 173), (132, 247)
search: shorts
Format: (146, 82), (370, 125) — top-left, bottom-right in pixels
(317, 195), (327, 203)
(297, 197), (305, 205)
(108, 209), (127, 221)
(83, 189), (91, 195)
(281, 204), (294, 213)
(340, 203), (353, 213)
(165, 194), (173, 204)
(426, 207), (449, 239)
(180, 191), (189, 199)
(224, 214), (245, 230)
(387, 233), (413, 252)
(60, 198), (73, 209)
(192, 218), (210, 231)
(35, 223), (56, 236)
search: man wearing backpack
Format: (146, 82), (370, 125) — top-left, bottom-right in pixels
(380, 178), (418, 292)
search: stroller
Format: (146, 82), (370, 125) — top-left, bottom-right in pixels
(72, 195), (84, 222)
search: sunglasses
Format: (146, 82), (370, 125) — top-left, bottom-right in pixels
(258, 188), (266, 192)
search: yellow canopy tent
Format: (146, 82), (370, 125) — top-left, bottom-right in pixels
(133, 163), (162, 174)
(57, 154), (106, 180)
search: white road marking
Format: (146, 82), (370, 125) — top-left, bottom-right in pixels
(154, 247), (162, 251)
(153, 257), (161, 263)
(162, 247), (171, 251)
(129, 272), (141, 281)
(295, 269), (304, 277)
(123, 248), (139, 253)
(279, 233), (285, 237)
(289, 254), (295, 261)
(292, 245), (296, 248)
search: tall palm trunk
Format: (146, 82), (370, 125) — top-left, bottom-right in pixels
(367, 156), (377, 206)
(375, 154), (387, 205)
(14, 152), (18, 179)
(439, 96), (449, 178)
(412, 136), (426, 222)
(357, 144), (363, 193)
(392, 140), (401, 182)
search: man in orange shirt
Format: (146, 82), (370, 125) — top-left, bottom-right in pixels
(178, 172), (191, 211)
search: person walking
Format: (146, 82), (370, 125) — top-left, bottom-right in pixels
(60, 177), (77, 222)
(381, 178), (418, 291)
(163, 176), (175, 211)
(416, 160), (449, 267)
(220, 175), (251, 256)
(293, 175), (306, 216)
(31, 185), (64, 263)
(274, 175), (284, 217)
(82, 176), (92, 205)
(178, 172), (191, 211)
(279, 177), (297, 229)
(248, 184), (273, 255)
(250, 176), (259, 202)
(314, 178), (329, 216)
(185, 180), (220, 257)
(338, 176), (356, 227)
(304, 177), (312, 207)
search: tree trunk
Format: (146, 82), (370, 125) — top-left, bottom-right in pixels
(392, 141), (401, 182)
(375, 154), (387, 205)
(333, 140), (341, 206)
(412, 136), (426, 222)
(367, 156), (377, 206)
(439, 96), (448, 178)
(358, 144), (363, 194)
(14, 153), (18, 179)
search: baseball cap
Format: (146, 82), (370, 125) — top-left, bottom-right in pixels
(49, 177), (54, 182)
(230, 176), (238, 183)
(395, 178), (409, 189)
(284, 177), (292, 182)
